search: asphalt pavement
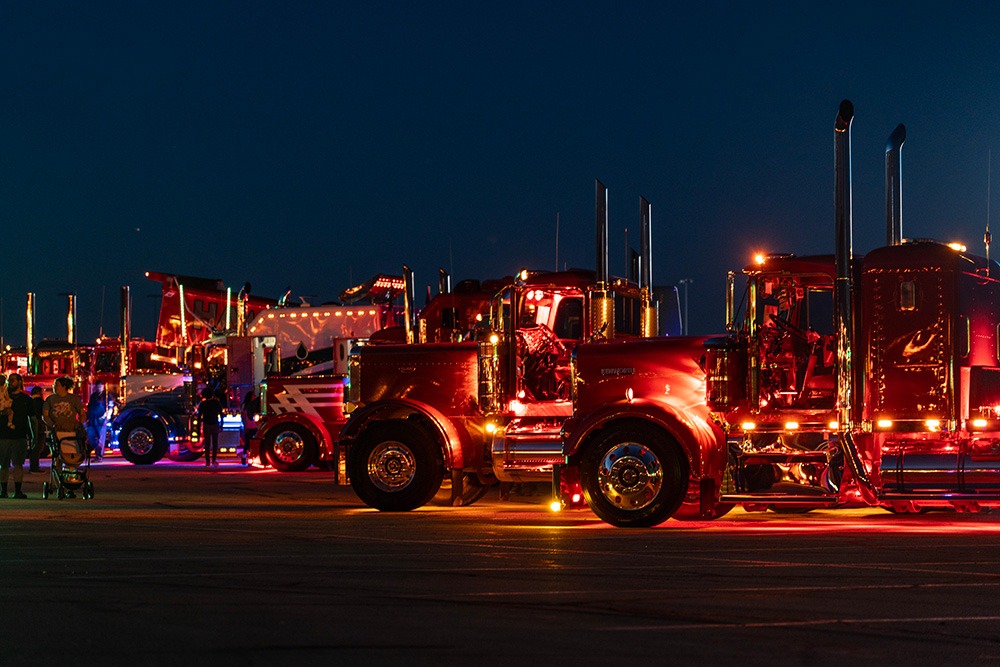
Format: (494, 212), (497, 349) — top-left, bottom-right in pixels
(3, 458), (1000, 667)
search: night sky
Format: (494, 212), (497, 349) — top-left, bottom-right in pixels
(3, 2), (1000, 344)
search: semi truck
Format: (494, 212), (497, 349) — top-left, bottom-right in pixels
(339, 182), (678, 510)
(559, 100), (1000, 526)
(248, 272), (508, 472)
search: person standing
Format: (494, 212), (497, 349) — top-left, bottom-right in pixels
(197, 388), (223, 467)
(0, 374), (35, 499)
(28, 387), (45, 473)
(42, 377), (86, 439)
(86, 381), (112, 462)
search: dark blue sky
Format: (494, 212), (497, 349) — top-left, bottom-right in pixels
(3, 1), (1000, 343)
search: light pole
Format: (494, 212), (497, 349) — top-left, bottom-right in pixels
(678, 278), (693, 336)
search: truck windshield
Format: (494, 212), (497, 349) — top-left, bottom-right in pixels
(520, 289), (584, 340)
(754, 275), (833, 335)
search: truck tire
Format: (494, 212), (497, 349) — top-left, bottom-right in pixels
(119, 417), (169, 465)
(579, 425), (687, 527)
(262, 424), (316, 472)
(348, 420), (444, 511)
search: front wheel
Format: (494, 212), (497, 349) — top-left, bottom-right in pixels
(348, 420), (444, 511)
(579, 425), (687, 527)
(261, 423), (317, 472)
(118, 417), (169, 465)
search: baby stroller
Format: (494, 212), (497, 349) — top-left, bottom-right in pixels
(42, 431), (94, 500)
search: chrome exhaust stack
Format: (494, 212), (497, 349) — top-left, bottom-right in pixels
(438, 269), (451, 295)
(886, 124), (906, 246)
(66, 294), (77, 345)
(639, 196), (658, 337)
(119, 286), (131, 402)
(590, 179), (614, 340)
(119, 286), (131, 378)
(26, 293), (35, 370)
(834, 99), (877, 503)
(402, 265), (415, 344)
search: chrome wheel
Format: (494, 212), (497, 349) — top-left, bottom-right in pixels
(127, 427), (156, 456)
(367, 441), (417, 492)
(272, 430), (305, 465)
(596, 442), (664, 511)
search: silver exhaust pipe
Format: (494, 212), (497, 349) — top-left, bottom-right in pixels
(590, 180), (614, 339)
(402, 265), (415, 344)
(66, 294), (76, 345)
(640, 196), (657, 337)
(26, 293), (35, 370)
(439, 269), (451, 295)
(886, 124), (906, 246)
(120, 286), (131, 377)
(596, 179), (608, 287)
(834, 99), (877, 503)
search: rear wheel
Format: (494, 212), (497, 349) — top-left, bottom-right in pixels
(261, 423), (317, 472)
(118, 417), (169, 465)
(348, 420), (444, 511)
(579, 425), (687, 527)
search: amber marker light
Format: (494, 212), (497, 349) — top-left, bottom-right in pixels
(550, 501), (562, 512)
(948, 242), (967, 252)
(784, 421), (799, 431)
(973, 418), (988, 428)
(754, 253), (766, 265)
(926, 419), (941, 432)
(828, 421), (839, 431)
(489, 334), (499, 344)
(741, 421), (755, 431)
(485, 422), (497, 434)
(877, 419), (893, 429)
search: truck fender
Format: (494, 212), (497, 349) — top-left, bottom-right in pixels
(339, 399), (471, 471)
(562, 397), (726, 481)
(114, 407), (178, 440)
(255, 412), (335, 457)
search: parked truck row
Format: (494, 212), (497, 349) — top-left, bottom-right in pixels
(9, 100), (994, 529)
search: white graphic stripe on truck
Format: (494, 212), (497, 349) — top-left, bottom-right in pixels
(270, 384), (342, 418)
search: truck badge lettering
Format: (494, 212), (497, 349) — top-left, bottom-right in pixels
(601, 367), (634, 376)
